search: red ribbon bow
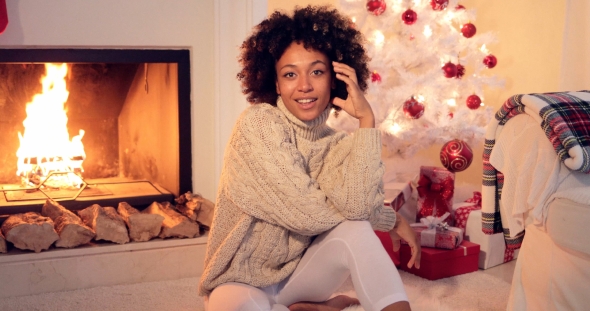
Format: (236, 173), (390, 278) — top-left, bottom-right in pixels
(416, 173), (454, 221)
(465, 191), (482, 207)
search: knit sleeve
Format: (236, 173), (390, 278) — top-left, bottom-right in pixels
(222, 106), (345, 236)
(316, 128), (396, 232)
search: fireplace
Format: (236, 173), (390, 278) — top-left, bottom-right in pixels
(0, 49), (192, 219)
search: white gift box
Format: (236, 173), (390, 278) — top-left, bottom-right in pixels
(384, 181), (417, 223)
(453, 202), (519, 269)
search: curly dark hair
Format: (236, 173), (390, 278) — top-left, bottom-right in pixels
(237, 5), (371, 107)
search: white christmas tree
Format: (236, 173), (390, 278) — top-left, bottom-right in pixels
(329, 0), (503, 158)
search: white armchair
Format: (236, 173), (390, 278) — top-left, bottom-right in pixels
(481, 91), (590, 310)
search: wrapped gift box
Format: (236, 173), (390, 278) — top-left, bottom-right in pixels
(409, 225), (463, 250)
(399, 240), (480, 280)
(417, 166), (455, 225)
(453, 200), (519, 269)
(402, 213), (463, 250)
(374, 181), (416, 267)
(384, 181), (416, 223)
(375, 230), (400, 266)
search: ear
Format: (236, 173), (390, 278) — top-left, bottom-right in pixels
(275, 80), (281, 95)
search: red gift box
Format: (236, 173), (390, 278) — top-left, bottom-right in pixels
(399, 240), (480, 280)
(384, 181), (416, 223)
(375, 182), (413, 267)
(384, 182), (410, 211)
(374, 181), (415, 267)
(375, 230), (400, 266)
(417, 166), (455, 225)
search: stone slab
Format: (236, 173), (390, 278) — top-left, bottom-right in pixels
(0, 236), (207, 298)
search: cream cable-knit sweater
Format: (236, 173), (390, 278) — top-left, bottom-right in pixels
(198, 98), (397, 296)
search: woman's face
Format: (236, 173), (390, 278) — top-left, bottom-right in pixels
(275, 42), (333, 121)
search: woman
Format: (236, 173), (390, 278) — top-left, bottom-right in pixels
(199, 6), (420, 311)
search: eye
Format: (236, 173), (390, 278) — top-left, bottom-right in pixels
(283, 72), (296, 78)
(311, 70), (324, 76)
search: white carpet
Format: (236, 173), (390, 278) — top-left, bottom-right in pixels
(0, 270), (511, 311)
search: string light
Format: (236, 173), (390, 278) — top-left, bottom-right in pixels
(444, 11), (456, 22)
(372, 30), (385, 47)
(392, 0), (404, 11)
(423, 25), (432, 38)
(480, 44), (489, 54)
(390, 123), (402, 134)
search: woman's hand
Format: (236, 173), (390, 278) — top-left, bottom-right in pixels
(389, 212), (421, 269)
(331, 61), (375, 128)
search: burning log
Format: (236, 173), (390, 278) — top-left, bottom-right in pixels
(175, 191), (215, 228)
(0, 230), (7, 253)
(0, 212), (59, 252)
(78, 204), (130, 244)
(41, 199), (96, 248)
(117, 202), (164, 242)
(144, 202), (199, 239)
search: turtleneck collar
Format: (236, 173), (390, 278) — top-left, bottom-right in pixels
(276, 97), (332, 141)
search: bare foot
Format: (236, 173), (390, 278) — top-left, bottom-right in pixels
(288, 295), (360, 311)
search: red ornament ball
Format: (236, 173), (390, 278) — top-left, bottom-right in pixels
(455, 64), (465, 79)
(430, 0), (449, 11)
(440, 139), (473, 172)
(371, 71), (382, 83)
(483, 54), (498, 68)
(466, 94), (482, 110)
(442, 62), (457, 78)
(403, 97), (425, 119)
(461, 23), (477, 38)
(367, 0), (386, 16)
(401, 9), (418, 25)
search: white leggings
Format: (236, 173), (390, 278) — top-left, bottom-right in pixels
(207, 221), (408, 311)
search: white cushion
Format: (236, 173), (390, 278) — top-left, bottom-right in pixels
(546, 198), (590, 255)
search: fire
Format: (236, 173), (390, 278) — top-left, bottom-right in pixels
(16, 63), (86, 188)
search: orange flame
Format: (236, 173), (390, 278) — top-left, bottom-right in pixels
(16, 63), (86, 187)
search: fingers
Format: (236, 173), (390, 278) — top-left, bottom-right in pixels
(393, 239), (401, 252)
(407, 243), (421, 269)
(332, 61), (358, 85)
(331, 97), (345, 108)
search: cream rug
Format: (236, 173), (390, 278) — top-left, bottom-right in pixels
(0, 270), (511, 311)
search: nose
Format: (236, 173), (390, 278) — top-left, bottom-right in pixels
(298, 77), (313, 92)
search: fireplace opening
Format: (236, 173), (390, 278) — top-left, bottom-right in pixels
(0, 49), (192, 219)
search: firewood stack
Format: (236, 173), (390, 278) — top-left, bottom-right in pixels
(0, 191), (213, 254)
(175, 191), (215, 228)
(0, 212), (59, 252)
(0, 230), (7, 254)
(78, 204), (130, 244)
(117, 202), (164, 242)
(42, 199), (96, 248)
(145, 201), (200, 239)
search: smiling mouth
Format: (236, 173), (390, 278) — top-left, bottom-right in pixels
(296, 98), (317, 109)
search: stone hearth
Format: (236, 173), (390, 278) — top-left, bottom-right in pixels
(0, 236), (207, 298)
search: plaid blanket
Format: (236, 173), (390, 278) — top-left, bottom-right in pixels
(482, 90), (590, 249)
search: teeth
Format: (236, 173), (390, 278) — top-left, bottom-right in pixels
(297, 99), (315, 103)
